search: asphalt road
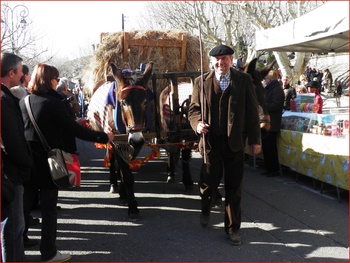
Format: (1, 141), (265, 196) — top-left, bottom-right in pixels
(25, 138), (349, 262)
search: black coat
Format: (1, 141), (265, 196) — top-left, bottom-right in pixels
(19, 89), (109, 188)
(265, 80), (285, 132)
(1, 84), (33, 185)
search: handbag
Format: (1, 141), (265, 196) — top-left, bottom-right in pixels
(24, 96), (74, 189)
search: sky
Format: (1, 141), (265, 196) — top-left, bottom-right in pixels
(6, 1), (147, 59)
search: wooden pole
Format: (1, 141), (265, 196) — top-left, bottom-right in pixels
(198, 23), (207, 164)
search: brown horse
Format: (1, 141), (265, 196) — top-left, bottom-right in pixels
(87, 61), (153, 219)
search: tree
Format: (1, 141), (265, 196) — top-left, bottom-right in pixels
(139, 1), (323, 84)
(1, 2), (51, 67)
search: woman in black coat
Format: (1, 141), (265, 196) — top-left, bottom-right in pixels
(19, 63), (114, 262)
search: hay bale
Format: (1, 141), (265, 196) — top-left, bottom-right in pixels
(82, 30), (209, 94)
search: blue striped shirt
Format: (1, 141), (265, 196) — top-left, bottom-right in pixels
(216, 71), (231, 91)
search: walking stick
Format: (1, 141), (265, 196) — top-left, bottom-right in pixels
(198, 23), (207, 164)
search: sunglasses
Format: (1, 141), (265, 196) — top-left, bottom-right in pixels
(55, 78), (60, 82)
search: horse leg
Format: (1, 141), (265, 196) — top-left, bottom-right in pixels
(181, 148), (194, 190)
(166, 149), (180, 183)
(115, 155), (140, 219)
(109, 153), (118, 193)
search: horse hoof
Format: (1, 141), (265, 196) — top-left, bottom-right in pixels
(166, 176), (175, 183)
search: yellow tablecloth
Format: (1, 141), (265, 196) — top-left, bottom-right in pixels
(277, 129), (349, 190)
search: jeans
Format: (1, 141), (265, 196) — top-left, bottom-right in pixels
(1, 185), (25, 262)
(39, 188), (59, 261)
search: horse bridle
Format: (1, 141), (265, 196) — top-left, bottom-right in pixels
(120, 85), (146, 92)
(120, 85), (147, 133)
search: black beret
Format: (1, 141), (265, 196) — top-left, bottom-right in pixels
(209, 45), (234, 56)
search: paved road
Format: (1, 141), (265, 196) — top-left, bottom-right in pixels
(25, 138), (348, 262)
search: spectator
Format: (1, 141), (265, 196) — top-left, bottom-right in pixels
(57, 78), (76, 118)
(322, 69), (333, 93)
(188, 44), (261, 246)
(261, 70), (285, 177)
(317, 69), (324, 91)
(1, 52), (33, 262)
(9, 64), (41, 249)
(282, 75), (296, 110)
(75, 78), (85, 117)
(19, 63), (114, 262)
(335, 80), (342, 108)
(10, 64), (30, 99)
(307, 80), (323, 114)
(295, 81), (307, 94)
(304, 66), (311, 82)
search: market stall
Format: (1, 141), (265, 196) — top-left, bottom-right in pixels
(279, 111), (349, 191)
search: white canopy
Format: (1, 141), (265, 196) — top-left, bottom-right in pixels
(255, 1), (349, 53)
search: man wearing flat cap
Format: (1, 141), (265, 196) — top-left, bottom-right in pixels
(188, 44), (261, 246)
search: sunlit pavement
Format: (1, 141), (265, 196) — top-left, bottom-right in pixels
(25, 134), (349, 262)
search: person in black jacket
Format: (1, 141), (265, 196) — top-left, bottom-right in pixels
(19, 63), (114, 262)
(282, 75), (296, 111)
(1, 52), (33, 262)
(261, 70), (285, 176)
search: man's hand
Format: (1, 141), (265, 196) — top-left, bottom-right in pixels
(250, 144), (261, 156)
(196, 122), (210, 134)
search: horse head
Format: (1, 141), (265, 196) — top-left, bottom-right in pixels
(111, 61), (153, 157)
(244, 58), (276, 131)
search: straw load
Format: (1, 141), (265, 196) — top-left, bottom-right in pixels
(81, 30), (210, 95)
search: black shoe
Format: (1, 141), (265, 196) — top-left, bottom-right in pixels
(29, 216), (40, 226)
(24, 236), (38, 248)
(166, 176), (175, 183)
(200, 214), (210, 227)
(227, 230), (241, 246)
(109, 184), (118, 194)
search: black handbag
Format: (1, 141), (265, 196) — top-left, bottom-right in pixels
(24, 96), (71, 189)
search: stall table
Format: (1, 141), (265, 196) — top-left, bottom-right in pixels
(277, 129), (349, 191)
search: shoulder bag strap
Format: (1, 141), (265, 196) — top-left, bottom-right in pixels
(24, 96), (51, 152)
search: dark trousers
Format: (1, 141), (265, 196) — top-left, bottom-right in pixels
(261, 130), (280, 172)
(23, 180), (39, 238)
(39, 188), (59, 261)
(199, 134), (244, 234)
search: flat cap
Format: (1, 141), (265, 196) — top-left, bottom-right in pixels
(209, 45), (234, 56)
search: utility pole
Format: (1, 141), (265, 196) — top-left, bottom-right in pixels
(122, 14), (125, 31)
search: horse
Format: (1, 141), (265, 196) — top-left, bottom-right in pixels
(87, 61), (153, 219)
(158, 82), (194, 190)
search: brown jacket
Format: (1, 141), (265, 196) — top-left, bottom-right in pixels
(188, 68), (261, 155)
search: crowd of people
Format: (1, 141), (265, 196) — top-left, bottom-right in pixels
(1, 52), (114, 262)
(1, 46), (345, 262)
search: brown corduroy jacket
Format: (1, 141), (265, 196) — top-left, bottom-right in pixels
(188, 67), (261, 155)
